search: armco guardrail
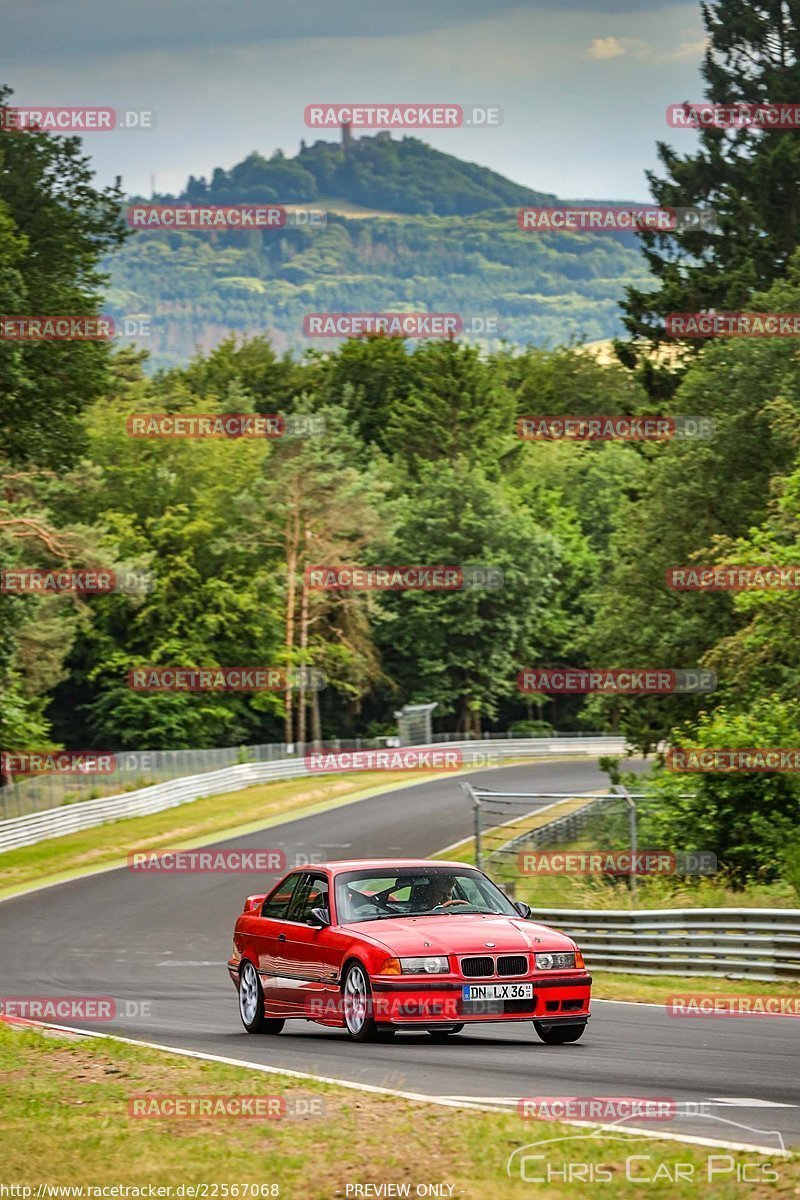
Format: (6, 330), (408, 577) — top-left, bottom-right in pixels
(0, 730), (618, 819)
(526, 907), (800, 981)
(0, 736), (626, 854)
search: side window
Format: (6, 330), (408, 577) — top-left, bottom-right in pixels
(287, 874), (330, 923)
(261, 873), (302, 918)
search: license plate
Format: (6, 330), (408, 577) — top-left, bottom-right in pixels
(462, 983), (534, 1001)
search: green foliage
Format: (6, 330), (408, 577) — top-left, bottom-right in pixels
(108, 207), (650, 370)
(167, 134), (558, 218)
(383, 339), (516, 472)
(585, 271), (800, 749)
(641, 700), (800, 887)
(0, 85), (127, 469)
(624, 0), (800, 352)
(376, 460), (569, 732)
(598, 755), (622, 786)
(6, 75), (800, 903)
(0, 83), (127, 757)
(782, 838), (800, 903)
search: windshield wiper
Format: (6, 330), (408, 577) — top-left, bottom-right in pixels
(348, 908), (505, 921)
(400, 908), (499, 917)
(453, 907), (504, 914)
(402, 910), (453, 917)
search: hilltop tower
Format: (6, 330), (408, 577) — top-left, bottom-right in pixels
(341, 121), (354, 151)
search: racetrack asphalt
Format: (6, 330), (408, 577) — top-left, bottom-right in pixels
(0, 757), (797, 1152)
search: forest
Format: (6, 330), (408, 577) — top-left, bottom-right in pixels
(4, 0), (800, 891)
(108, 134), (650, 367)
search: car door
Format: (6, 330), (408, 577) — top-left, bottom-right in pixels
(277, 873), (342, 1016)
(253, 872), (304, 1015)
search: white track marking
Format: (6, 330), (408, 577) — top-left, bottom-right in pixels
(156, 961), (220, 967)
(0, 1016), (790, 1155)
(443, 1095), (796, 1110)
(710, 1097), (798, 1108)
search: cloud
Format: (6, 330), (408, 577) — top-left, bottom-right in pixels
(5, 0), (701, 67)
(586, 32), (707, 63)
(587, 36), (627, 59)
(4, 0), (706, 203)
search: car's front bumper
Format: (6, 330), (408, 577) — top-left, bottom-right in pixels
(368, 971), (592, 1025)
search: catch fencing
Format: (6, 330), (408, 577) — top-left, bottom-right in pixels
(0, 730), (618, 820)
(0, 735), (625, 854)
(467, 787), (800, 981)
(469, 788), (629, 872)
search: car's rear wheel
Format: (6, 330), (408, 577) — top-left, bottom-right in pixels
(534, 1021), (586, 1044)
(427, 1025), (464, 1040)
(342, 962), (379, 1042)
(239, 961), (284, 1035)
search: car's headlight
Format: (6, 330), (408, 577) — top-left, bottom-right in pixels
(535, 951), (576, 970)
(399, 956), (450, 974)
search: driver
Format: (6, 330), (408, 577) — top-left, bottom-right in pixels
(416, 875), (467, 911)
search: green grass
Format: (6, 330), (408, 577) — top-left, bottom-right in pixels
(0, 768), (454, 900)
(0, 753), (584, 902)
(435, 795), (593, 864)
(591, 970), (800, 1005)
(511, 871), (799, 911)
(445, 814), (800, 910)
(0, 1021), (795, 1198)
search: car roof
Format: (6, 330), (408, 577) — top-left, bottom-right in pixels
(320, 858), (473, 874)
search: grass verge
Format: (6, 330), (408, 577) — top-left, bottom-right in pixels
(0, 1021), (795, 1198)
(0, 769), (453, 900)
(443, 822), (799, 911)
(591, 970), (800, 1004)
(0, 754), (585, 902)
(434, 795), (593, 863)
(516, 875), (799, 910)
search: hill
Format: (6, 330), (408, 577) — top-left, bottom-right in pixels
(175, 131), (559, 217)
(107, 134), (651, 368)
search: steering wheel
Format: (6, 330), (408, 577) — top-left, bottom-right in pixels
(348, 888), (393, 915)
(433, 899), (473, 910)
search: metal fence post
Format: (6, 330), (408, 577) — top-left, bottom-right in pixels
(462, 782), (481, 869)
(615, 784), (637, 900)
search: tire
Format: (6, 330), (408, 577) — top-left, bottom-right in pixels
(342, 962), (379, 1042)
(534, 1021), (586, 1044)
(238, 961), (285, 1035)
(427, 1025), (464, 1040)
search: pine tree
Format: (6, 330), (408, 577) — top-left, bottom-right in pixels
(622, 0), (800, 357)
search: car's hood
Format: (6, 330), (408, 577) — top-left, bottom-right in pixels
(344, 914), (575, 956)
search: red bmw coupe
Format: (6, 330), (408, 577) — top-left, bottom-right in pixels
(228, 858), (591, 1043)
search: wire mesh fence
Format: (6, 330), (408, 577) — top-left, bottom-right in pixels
(0, 730), (614, 822)
(468, 787), (631, 891)
(0, 738), (384, 820)
(466, 783), (708, 905)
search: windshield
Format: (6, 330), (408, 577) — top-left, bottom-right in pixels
(334, 867), (519, 924)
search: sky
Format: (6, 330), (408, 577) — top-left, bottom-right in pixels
(3, 0), (707, 201)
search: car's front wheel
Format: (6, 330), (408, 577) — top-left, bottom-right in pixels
(533, 1021), (586, 1044)
(342, 962), (379, 1042)
(239, 961), (284, 1035)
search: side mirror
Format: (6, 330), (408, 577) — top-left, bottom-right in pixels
(513, 901), (532, 919)
(307, 906), (330, 928)
(244, 894), (266, 913)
